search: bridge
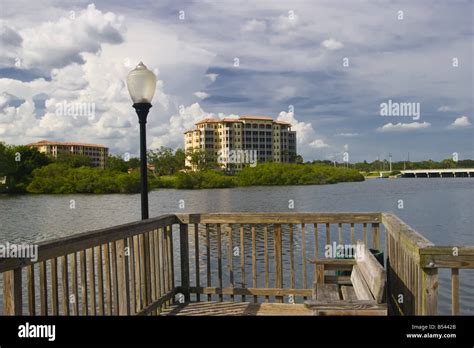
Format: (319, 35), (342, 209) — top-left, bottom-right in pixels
(400, 168), (474, 177)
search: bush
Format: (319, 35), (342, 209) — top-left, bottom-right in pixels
(27, 164), (142, 194)
(236, 163), (363, 186)
(174, 170), (235, 189)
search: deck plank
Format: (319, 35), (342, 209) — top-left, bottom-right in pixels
(160, 301), (313, 316)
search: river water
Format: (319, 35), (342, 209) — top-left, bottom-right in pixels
(0, 178), (473, 314)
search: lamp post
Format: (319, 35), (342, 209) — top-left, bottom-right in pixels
(127, 62), (157, 220)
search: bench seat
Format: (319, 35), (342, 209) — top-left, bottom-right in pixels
(305, 240), (387, 316)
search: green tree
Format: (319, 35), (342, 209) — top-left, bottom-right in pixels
(186, 149), (217, 171)
(107, 154), (130, 172)
(294, 154), (304, 164)
(56, 152), (92, 168)
(1, 144), (50, 192)
(148, 147), (186, 176)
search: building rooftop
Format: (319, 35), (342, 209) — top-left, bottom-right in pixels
(239, 115), (273, 121)
(195, 117), (220, 124)
(274, 120), (292, 125)
(221, 117), (242, 122)
(194, 115), (292, 126)
(27, 140), (108, 148)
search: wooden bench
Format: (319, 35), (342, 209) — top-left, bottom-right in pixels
(305, 240), (387, 316)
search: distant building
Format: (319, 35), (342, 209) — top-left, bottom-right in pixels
(184, 115), (297, 171)
(27, 140), (108, 168)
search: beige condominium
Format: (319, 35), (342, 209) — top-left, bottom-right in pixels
(28, 140), (109, 168)
(185, 115), (297, 171)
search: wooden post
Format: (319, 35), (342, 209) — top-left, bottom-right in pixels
(372, 223), (380, 250)
(421, 267), (438, 315)
(302, 223), (307, 292)
(194, 224), (201, 302)
(61, 255), (70, 316)
(27, 265), (36, 316)
(87, 250), (95, 315)
(251, 224), (257, 303)
(264, 225), (270, 302)
(451, 268), (459, 315)
(274, 224), (283, 303)
(143, 232), (152, 306)
(116, 239), (130, 315)
(228, 224), (234, 301)
(180, 223), (190, 302)
(206, 224), (212, 302)
(39, 261), (48, 315)
(51, 258), (59, 315)
(96, 246), (104, 316)
(168, 225), (175, 291)
(80, 250), (88, 315)
(239, 224), (245, 302)
(316, 265), (325, 285)
(71, 252), (79, 315)
(3, 268), (22, 315)
(289, 224), (295, 289)
(217, 224), (223, 302)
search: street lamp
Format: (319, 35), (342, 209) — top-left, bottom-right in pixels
(127, 62), (157, 220)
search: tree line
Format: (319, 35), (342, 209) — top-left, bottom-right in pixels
(1, 141), (473, 193)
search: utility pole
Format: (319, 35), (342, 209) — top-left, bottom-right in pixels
(389, 153), (392, 172)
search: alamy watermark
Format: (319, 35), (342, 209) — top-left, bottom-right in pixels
(0, 242), (38, 262)
(324, 242), (366, 260)
(217, 149), (257, 167)
(55, 100), (95, 120)
(18, 323), (55, 341)
(380, 99), (420, 120)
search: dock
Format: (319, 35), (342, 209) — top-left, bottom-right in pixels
(1, 212), (473, 316)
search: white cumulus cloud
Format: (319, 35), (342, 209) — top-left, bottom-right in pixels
(376, 122), (431, 132)
(309, 139), (329, 148)
(241, 19), (267, 32)
(448, 115), (471, 129)
(321, 38), (343, 50)
(194, 91), (209, 100)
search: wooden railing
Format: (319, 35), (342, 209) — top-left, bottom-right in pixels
(383, 213), (474, 315)
(1, 212), (472, 316)
(175, 213), (382, 305)
(0, 214), (179, 315)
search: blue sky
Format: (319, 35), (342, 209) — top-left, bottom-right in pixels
(0, 0), (472, 162)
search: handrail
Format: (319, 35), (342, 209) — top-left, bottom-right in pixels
(382, 213), (474, 315)
(0, 214), (178, 273)
(1, 214), (179, 315)
(1, 212), (472, 316)
(176, 212), (382, 224)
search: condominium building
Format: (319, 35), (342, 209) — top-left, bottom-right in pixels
(184, 116), (297, 171)
(28, 140), (109, 168)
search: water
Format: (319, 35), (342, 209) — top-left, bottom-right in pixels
(0, 178), (473, 314)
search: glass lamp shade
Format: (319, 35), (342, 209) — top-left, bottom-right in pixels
(126, 62), (157, 104)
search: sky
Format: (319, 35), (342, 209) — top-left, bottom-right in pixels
(0, 0), (472, 162)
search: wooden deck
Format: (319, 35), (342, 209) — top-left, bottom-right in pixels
(1, 212), (473, 316)
(160, 301), (313, 316)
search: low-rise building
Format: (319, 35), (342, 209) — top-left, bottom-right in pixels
(27, 140), (108, 168)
